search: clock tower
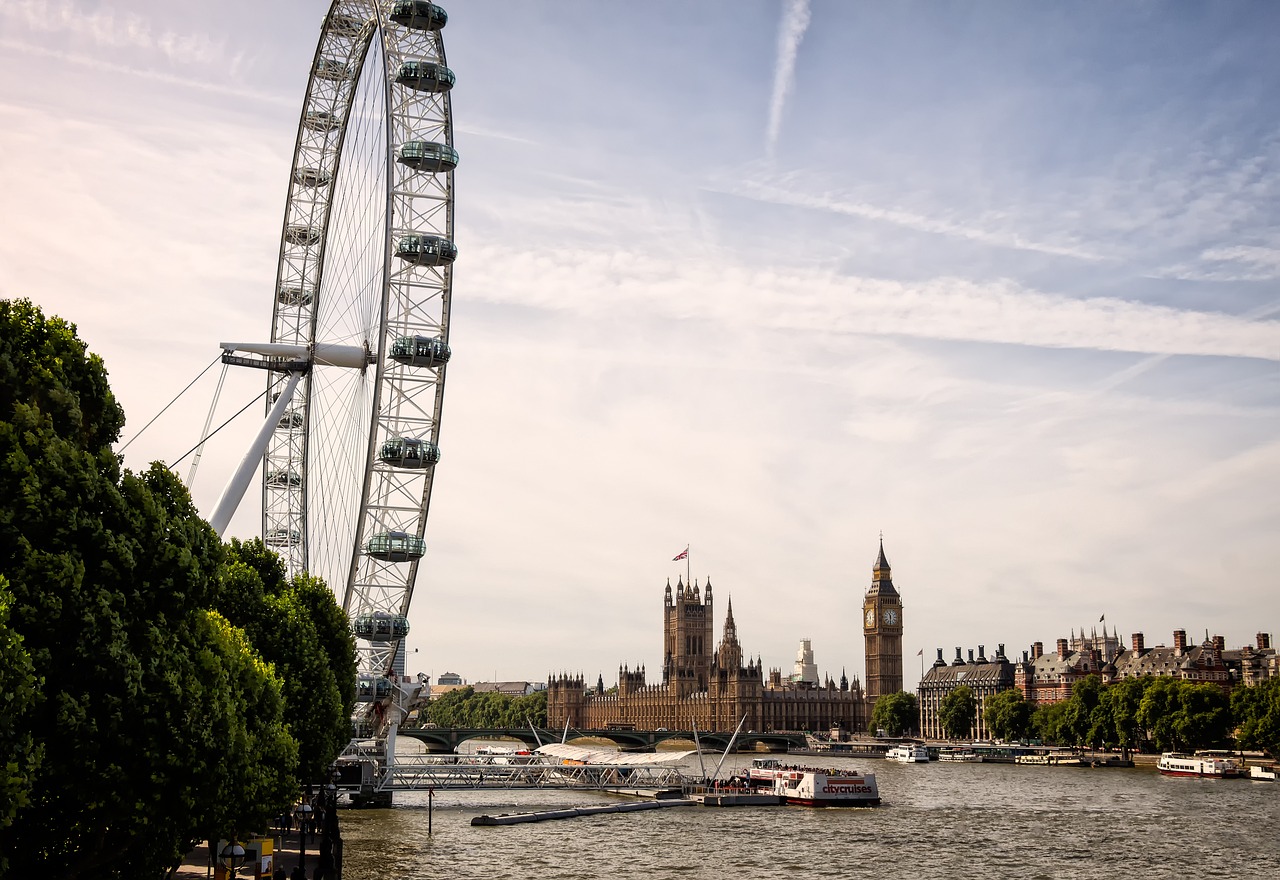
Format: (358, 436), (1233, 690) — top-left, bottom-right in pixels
(863, 538), (903, 716)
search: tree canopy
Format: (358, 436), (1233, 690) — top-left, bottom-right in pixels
(427, 687), (548, 728)
(0, 300), (349, 878)
(871, 691), (919, 737)
(983, 688), (1033, 742)
(938, 686), (976, 740)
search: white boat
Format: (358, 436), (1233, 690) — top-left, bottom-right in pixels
(886, 744), (930, 763)
(770, 768), (880, 806)
(1157, 753), (1241, 779)
(1016, 754), (1051, 765)
(1249, 764), (1278, 781)
(747, 758), (881, 806)
(938, 749), (982, 763)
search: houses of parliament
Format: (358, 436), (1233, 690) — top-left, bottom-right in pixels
(546, 542), (904, 733)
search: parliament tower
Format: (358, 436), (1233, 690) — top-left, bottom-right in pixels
(863, 539), (903, 711)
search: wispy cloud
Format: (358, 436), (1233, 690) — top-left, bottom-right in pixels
(1153, 244), (1280, 283)
(765, 0), (811, 159)
(726, 177), (1106, 261)
(1, 0), (228, 67)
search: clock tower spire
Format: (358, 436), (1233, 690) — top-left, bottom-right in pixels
(863, 537), (904, 720)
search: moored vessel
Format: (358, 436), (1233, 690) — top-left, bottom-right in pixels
(886, 744), (930, 763)
(746, 758), (880, 806)
(938, 748), (982, 763)
(1249, 763), (1278, 781)
(1157, 753), (1241, 779)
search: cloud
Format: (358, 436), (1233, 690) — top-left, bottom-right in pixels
(765, 0), (811, 159)
(725, 176), (1106, 262)
(464, 241), (1280, 362)
(1, 0), (227, 66)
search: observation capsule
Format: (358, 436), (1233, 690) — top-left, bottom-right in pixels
(395, 234), (457, 267)
(395, 60), (455, 93)
(266, 468), (302, 487)
(397, 141), (458, 174)
(294, 167), (332, 187)
(264, 528), (300, 547)
(366, 531), (425, 562)
(314, 57), (353, 81)
(390, 1), (448, 31)
(304, 110), (342, 133)
(353, 611), (411, 643)
(389, 335), (451, 368)
(277, 285), (314, 306)
(285, 225), (321, 246)
(379, 437), (441, 469)
(278, 408), (304, 429)
(355, 673), (394, 701)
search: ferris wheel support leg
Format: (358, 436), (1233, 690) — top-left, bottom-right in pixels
(210, 371), (305, 537)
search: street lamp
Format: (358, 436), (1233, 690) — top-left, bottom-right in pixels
(294, 801), (314, 869)
(219, 841), (246, 879)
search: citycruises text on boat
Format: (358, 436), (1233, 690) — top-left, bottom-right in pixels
(746, 758), (881, 806)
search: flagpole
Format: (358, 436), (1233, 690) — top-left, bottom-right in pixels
(687, 543), (691, 587)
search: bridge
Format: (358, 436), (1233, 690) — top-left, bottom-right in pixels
(396, 727), (808, 753)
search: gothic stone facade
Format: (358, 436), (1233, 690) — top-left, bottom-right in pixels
(547, 577), (867, 734)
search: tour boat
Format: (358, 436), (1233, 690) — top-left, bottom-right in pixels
(746, 758), (880, 806)
(1249, 763), (1278, 781)
(938, 749), (982, 763)
(771, 768), (880, 806)
(1157, 753), (1241, 779)
(886, 744), (930, 763)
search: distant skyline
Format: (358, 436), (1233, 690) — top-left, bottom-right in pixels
(2, 1), (1278, 691)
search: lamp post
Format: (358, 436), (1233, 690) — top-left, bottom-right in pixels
(293, 801), (313, 871)
(220, 841), (246, 880)
(318, 771), (341, 880)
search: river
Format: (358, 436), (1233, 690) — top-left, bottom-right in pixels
(335, 751), (1280, 879)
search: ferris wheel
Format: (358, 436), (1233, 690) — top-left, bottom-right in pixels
(213, 0), (457, 693)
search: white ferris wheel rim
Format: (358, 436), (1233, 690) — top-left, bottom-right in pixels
(263, 0), (456, 680)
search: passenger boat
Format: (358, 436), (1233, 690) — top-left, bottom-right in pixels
(1157, 753), (1241, 779)
(886, 744), (930, 763)
(1249, 763), (1278, 781)
(938, 749), (982, 763)
(1016, 754), (1051, 765)
(746, 758), (880, 806)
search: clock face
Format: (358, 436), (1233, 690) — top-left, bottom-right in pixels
(883, 609), (898, 625)
(865, 608), (875, 627)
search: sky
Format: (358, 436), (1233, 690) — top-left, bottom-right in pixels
(2, 0), (1278, 693)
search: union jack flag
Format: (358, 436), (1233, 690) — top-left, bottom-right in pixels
(672, 546), (689, 561)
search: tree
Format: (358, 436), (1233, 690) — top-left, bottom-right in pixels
(1031, 700), (1071, 745)
(427, 687), (548, 728)
(1174, 682), (1232, 751)
(1109, 676), (1152, 756)
(872, 691), (919, 737)
(1062, 674), (1103, 747)
(938, 686), (976, 740)
(1233, 678), (1280, 757)
(216, 541), (357, 785)
(983, 688), (1033, 742)
(0, 300), (295, 878)
(0, 576), (41, 876)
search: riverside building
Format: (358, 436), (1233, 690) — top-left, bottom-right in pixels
(547, 543), (904, 733)
(917, 645), (1016, 740)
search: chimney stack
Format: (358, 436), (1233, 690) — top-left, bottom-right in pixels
(1032, 641), (1044, 660)
(1057, 638), (1069, 659)
(968, 649), (975, 664)
(996, 643), (1006, 660)
(1258, 633), (1272, 651)
(1213, 635), (1225, 654)
(1174, 629), (1187, 657)
(977, 645), (987, 663)
(1132, 632), (1145, 654)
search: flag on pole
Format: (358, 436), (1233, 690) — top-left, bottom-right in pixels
(672, 546), (689, 561)
(916, 649), (923, 657)
(1099, 614), (1105, 623)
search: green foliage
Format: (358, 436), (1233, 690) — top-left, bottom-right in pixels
(1233, 678), (1280, 757)
(1062, 674), (1103, 747)
(0, 301), (298, 878)
(0, 576), (42, 866)
(871, 691), (919, 737)
(1031, 700), (1070, 745)
(983, 688), (1033, 742)
(938, 685), (976, 740)
(427, 687), (548, 728)
(216, 541), (357, 784)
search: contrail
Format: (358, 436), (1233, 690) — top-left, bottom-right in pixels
(765, 0), (811, 159)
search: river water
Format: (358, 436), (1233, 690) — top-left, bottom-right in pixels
(336, 752), (1280, 880)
